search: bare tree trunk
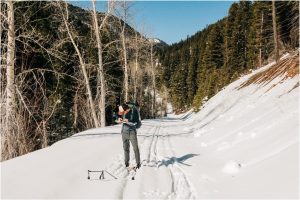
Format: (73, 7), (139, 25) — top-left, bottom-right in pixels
(272, 0), (279, 62)
(118, 1), (129, 102)
(150, 42), (156, 118)
(73, 89), (78, 130)
(42, 121), (47, 148)
(122, 27), (129, 102)
(5, 1), (16, 159)
(91, 0), (110, 127)
(60, 2), (99, 128)
(114, 1), (132, 103)
(133, 32), (139, 102)
(0, 0), (4, 152)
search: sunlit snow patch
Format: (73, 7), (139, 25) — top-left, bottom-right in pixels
(222, 160), (242, 175)
(194, 128), (208, 137)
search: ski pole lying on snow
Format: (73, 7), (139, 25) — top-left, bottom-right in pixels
(104, 170), (118, 179)
(87, 170), (117, 180)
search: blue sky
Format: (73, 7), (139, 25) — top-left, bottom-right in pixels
(70, 1), (234, 45)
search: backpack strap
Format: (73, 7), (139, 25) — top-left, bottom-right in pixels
(130, 108), (134, 122)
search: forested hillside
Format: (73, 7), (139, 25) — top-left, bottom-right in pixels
(1, 1), (298, 161)
(158, 1), (299, 112)
(0, 1), (162, 160)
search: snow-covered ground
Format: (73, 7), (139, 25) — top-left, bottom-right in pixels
(1, 55), (299, 199)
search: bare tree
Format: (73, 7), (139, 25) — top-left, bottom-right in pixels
(133, 31), (139, 102)
(59, 1), (100, 128)
(150, 40), (156, 118)
(114, 1), (131, 102)
(91, 0), (114, 127)
(1, 1), (70, 160)
(2, 1), (17, 160)
(0, 0), (5, 158)
(1, 1), (127, 160)
(131, 30), (146, 103)
(121, 19), (129, 102)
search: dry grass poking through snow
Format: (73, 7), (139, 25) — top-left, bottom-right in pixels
(239, 51), (299, 90)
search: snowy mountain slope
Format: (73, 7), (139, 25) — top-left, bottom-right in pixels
(148, 38), (168, 46)
(1, 53), (299, 199)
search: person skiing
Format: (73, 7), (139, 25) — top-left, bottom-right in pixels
(118, 102), (141, 169)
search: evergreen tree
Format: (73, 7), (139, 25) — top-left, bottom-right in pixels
(159, 1), (298, 112)
(186, 46), (199, 106)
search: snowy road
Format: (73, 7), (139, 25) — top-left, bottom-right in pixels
(92, 118), (199, 199)
(119, 120), (197, 199)
(1, 117), (197, 199)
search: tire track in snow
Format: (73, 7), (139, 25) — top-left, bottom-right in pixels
(109, 121), (197, 199)
(167, 165), (197, 199)
(139, 125), (160, 167)
(138, 124), (171, 199)
(107, 126), (156, 177)
(161, 123), (198, 200)
(148, 126), (161, 167)
(103, 126), (156, 199)
(119, 125), (159, 199)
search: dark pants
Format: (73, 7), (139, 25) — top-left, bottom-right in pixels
(122, 125), (140, 166)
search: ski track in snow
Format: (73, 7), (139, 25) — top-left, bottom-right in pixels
(139, 121), (197, 199)
(99, 126), (157, 198)
(162, 123), (197, 200)
(146, 126), (160, 166)
(109, 121), (197, 199)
